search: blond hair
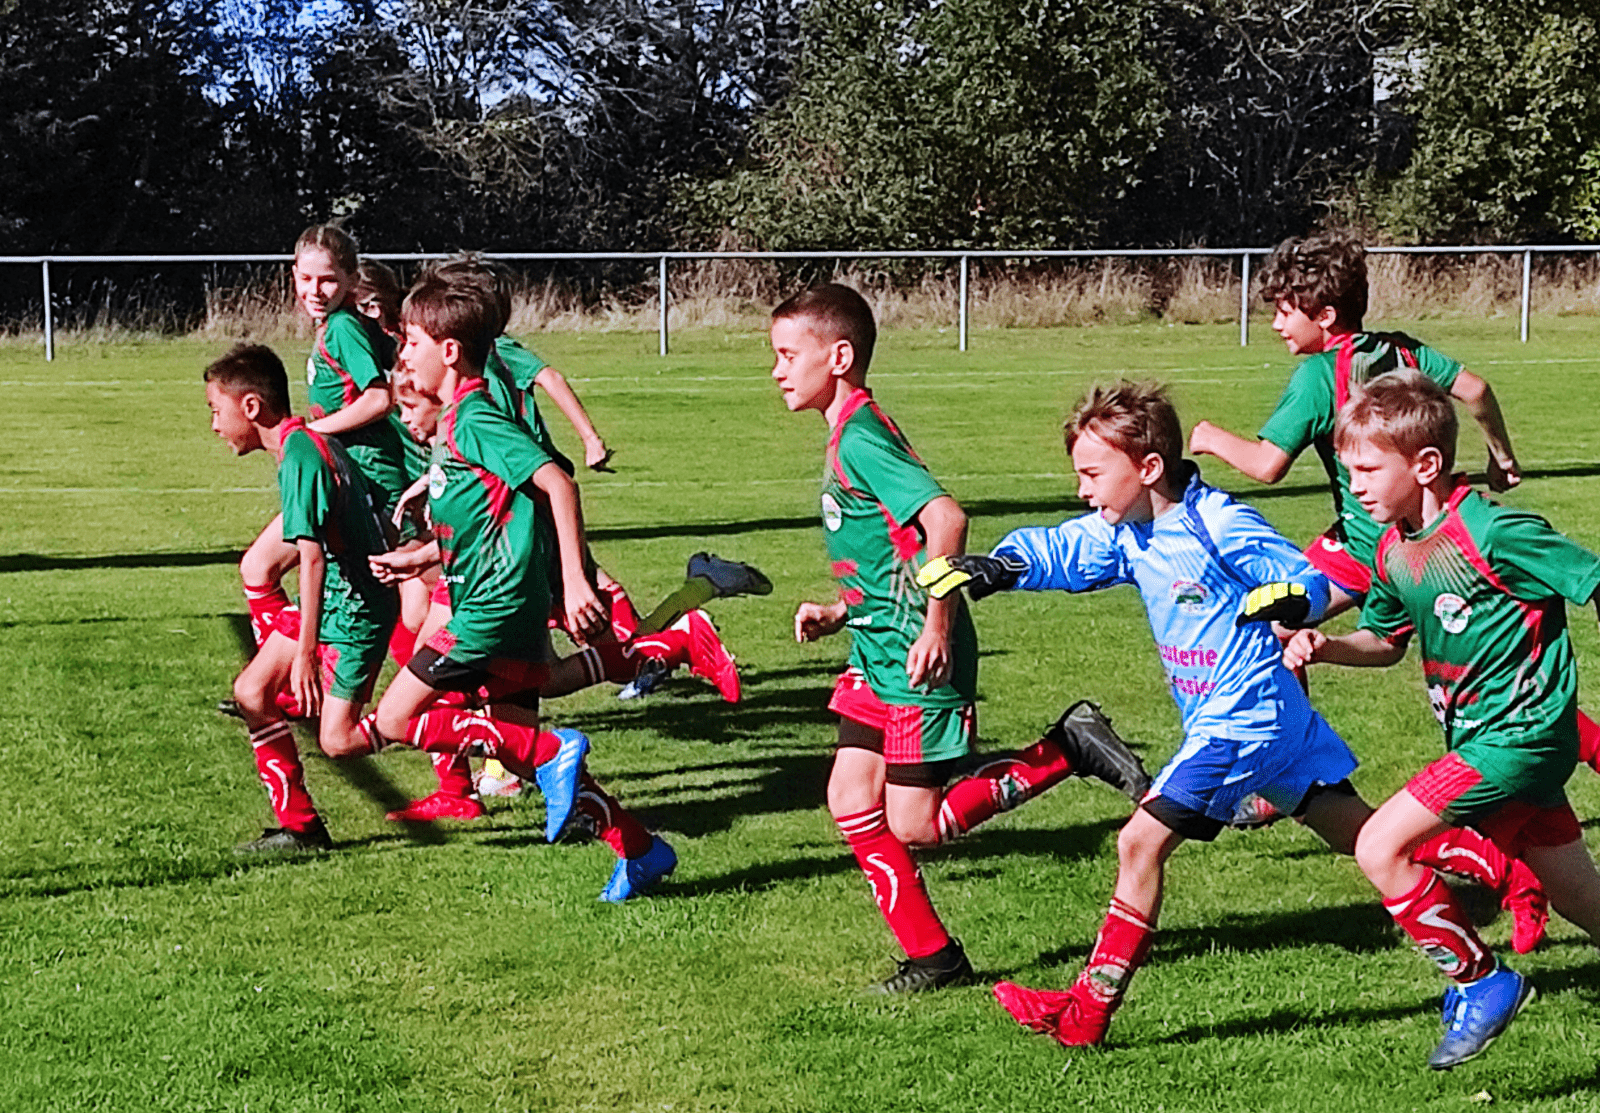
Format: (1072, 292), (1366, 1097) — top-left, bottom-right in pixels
(1333, 369), (1457, 469)
(1064, 380), (1183, 479)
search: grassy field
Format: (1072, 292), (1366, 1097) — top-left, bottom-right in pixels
(3, 316), (1600, 1112)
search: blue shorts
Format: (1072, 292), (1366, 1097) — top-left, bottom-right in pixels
(1145, 711), (1359, 840)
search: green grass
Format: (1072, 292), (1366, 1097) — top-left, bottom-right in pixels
(4, 317), (1600, 1111)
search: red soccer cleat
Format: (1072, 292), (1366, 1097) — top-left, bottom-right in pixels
(684, 609), (740, 702)
(1504, 858), (1549, 954)
(385, 790), (487, 823)
(993, 981), (1112, 1047)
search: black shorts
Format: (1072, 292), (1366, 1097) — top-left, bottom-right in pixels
(1142, 779), (1358, 842)
(406, 645), (545, 710)
(835, 719), (966, 789)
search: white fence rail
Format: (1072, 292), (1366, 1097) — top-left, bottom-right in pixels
(4, 245), (1598, 361)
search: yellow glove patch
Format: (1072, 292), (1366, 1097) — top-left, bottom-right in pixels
(915, 556), (971, 600)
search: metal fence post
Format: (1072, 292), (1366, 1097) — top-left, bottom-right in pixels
(1238, 252), (1251, 348)
(658, 255), (669, 357)
(958, 255), (969, 352)
(1520, 250), (1532, 344)
(42, 259), (54, 362)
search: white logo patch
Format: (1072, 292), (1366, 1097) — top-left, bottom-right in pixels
(305, 356), (317, 386)
(821, 493), (843, 532)
(1434, 593), (1471, 635)
(428, 463), (447, 498)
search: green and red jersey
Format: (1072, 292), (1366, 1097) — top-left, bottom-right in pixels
(277, 417), (398, 648)
(822, 387), (977, 708)
(306, 305), (409, 511)
(1360, 482), (1600, 798)
(1259, 331), (1461, 566)
(486, 335), (575, 475)
(426, 379), (557, 664)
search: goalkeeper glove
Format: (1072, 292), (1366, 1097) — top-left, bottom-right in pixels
(1236, 581), (1311, 628)
(916, 554), (1026, 600)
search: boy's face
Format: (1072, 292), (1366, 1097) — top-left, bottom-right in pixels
(1071, 430), (1159, 525)
(394, 376), (442, 442)
(1272, 299), (1338, 356)
(399, 322), (451, 398)
(206, 381), (262, 455)
(770, 316), (848, 414)
(1339, 437), (1432, 526)
(293, 247), (355, 322)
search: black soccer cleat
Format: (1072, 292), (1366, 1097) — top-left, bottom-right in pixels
(234, 819), (333, 856)
(1046, 701), (1152, 803)
(869, 939), (974, 995)
(217, 698), (244, 719)
(686, 552), (773, 598)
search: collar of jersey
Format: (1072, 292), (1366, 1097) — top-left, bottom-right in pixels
(1399, 475), (1473, 541)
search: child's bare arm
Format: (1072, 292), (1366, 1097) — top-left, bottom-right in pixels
(370, 540), (439, 583)
(527, 462), (606, 640)
(906, 495), (966, 690)
(534, 367), (612, 470)
(292, 538), (325, 717)
(1189, 421), (1294, 484)
(308, 384), (393, 437)
(794, 601), (847, 642)
(1284, 627), (1406, 670)
(1450, 370), (1520, 491)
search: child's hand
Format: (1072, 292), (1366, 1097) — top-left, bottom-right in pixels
(564, 582), (609, 643)
(1282, 628), (1327, 671)
(393, 476), (431, 529)
(584, 438), (615, 472)
(794, 601), (846, 643)
(290, 649), (323, 720)
(916, 554), (1024, 600)
(369, 550), (425, 583)
(905, 629), (952, 691)
(1487, 453), (1521, 492)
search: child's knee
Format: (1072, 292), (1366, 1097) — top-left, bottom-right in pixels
(1116, 820), (1164, 872)
(1353, 824), (1405, 880)
(233, 671), (270, 715)
(886, 810), (938, 848)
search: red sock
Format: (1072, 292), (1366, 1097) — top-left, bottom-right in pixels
(835, 805), (951, 960)
(602, 581), (640, 642)
(632, 627), (691, 670)
(1383, 869), (1496, 982)
(1580, 711), (1600, 771)
(249, 721), (318, 830)
(1412, 827), (1513, 894)
(402, 709), (561, 775)
(574, 772), (654, 859)
(1073, 897), (1156, 1006)
(566, 639), (637, 685)
(244, 583), (290, 648)
(937, 737), (1073, 841)
(431, 752), (475, 799)
(388, 622), (417, 669)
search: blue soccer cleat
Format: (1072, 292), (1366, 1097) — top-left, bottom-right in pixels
(1429, 961), (1535, 1070)
(599, 835), (677, 903)
(535, 728), (590, 843)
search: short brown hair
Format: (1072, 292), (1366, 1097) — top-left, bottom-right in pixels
(1333, 370), (1457, 470)
(294, 223), (359, 276)
(401, 270), (498, 371)
(772, 284), (877, 375)
(204, 343), (291, 420)
(428, 253), (514, 330)
(1258, 230), (1367, 329)
(1064, 381), (1184, 481)
(355, 259), (403, 334)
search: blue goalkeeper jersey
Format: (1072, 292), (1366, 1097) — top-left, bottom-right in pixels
(992, 464), (1330, 744)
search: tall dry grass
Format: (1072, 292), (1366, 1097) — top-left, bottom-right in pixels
(4, 252), (1597, 345)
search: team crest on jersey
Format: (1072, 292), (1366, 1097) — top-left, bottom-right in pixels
(821, 493), (842, 532)
(428, 463), (447, 498)
(1171, 581), (1209, 613)
(1433, 593), (1471, 634)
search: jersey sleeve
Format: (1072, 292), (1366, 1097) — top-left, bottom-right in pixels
(1486, 509), (1600, 605)
(1358, 562), (1415, 643)
(837, 420), (948, 530)
(458, 403), (555, 491)
(1209, 500), (1331, 621)
(323, 312), (388, 393)
(1258, 356), (1335, 458)
(494, 336), (549, 391)
(991, 514), (1130, 593)
(278, 436), (332, 544)
(1414, 343), (1462, 392)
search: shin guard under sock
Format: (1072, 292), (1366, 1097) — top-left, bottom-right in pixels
(249, 720), (318, 830)
(602, 581), (641, 642)
(1413, 827), (1513, 894)
(388, 622), (418, 669)
(401, 709), (561, 775)
(631, 627), (692, 670)
(430, 751), (475, 799)
(1384, 869), (1496, 982)
(574, 772), (654, 859)
(244, 583), (291, 648)
(835, 805), (951, 960)
(937, 737), (1074, 841)
(1074, 897), (1156, 1007)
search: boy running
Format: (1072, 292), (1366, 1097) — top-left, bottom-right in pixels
(775, 284), (1151, 993)
(920, 380), (1548, 1051)
(205, 344), (398, 853)
(1285, 372), (1600, 1069)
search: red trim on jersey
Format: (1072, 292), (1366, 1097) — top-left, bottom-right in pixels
(1302, 527), (1372, 595)
(440, 379), (517, 529)
(1406, 752), (1484, 815)
(825, 387), (928, 561)
(1332, 331), (1421, 410)
(316, 327), (362, 409)
(279, 416), (350, 556)
(831, 559), (859, 579)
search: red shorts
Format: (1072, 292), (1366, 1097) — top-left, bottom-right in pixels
(410, 631), (550, 708)
(270, 607), (383, 704)
(1407, 751), (1582, 857)
(828, 668), (975, 768)
(1303, 528), (1372, 598)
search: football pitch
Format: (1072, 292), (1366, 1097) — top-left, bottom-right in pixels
(5, 317), (1600, 1112)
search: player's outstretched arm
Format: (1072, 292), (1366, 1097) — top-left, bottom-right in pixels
(1189, 421), (1294, 484)
(308, 383), (393, 437)
(1286, 628), (1406, 670)
(370, 540), (440, 584)
(795, 601), (847, 642)
(528, 462), (606, 640)
(534, 367), (612, 471)
(1450, 370), (1520, 491)
(917, 554), (1025, 600)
